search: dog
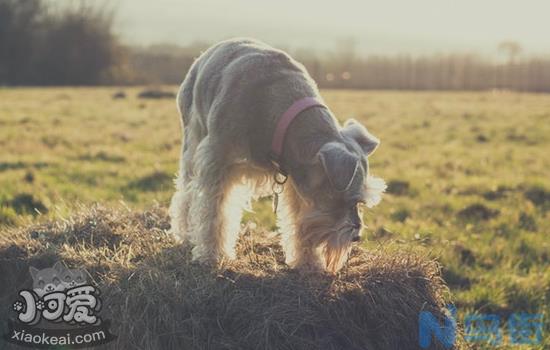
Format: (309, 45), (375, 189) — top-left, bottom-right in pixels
(169, 38), (386, 273)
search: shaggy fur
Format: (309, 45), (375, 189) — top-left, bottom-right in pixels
(169, 38), (386, 273)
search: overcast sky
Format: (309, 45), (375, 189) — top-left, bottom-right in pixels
(112, 0), (550, 56)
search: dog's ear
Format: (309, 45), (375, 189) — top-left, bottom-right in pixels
(29, 266), (39, 279)
(342, 119), (379, 156)
(319, 142), (360, 192)
(53, 261), (66, 273)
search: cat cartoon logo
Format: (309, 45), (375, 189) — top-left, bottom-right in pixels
(14, 262), (100, 325)
(3, 261), (116, 348)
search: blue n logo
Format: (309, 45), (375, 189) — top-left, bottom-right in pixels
(419, 305), (457, 349)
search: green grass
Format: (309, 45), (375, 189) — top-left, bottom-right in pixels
(1, 87), (549, 348)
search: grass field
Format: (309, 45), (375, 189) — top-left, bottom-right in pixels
(1, 87), (549, 348)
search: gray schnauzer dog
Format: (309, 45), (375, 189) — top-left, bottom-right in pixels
(169, 38), (386, 273)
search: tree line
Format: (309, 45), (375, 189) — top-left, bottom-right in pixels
(2, 0), (550, 92)
(0, 0), (119, 85)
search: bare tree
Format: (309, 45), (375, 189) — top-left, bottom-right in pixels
(498, 41), (522, 64)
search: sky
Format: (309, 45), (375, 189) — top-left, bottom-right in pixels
(112, 0), (550, 56)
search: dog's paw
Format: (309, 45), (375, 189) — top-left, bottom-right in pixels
(35, 300), (45, 311)
(293, 260), (325, 275)
(13, 301), (24, 312)
(191, 247), (220, 266)
(222, 249), (237, 261)
(167, 227), (185, 243)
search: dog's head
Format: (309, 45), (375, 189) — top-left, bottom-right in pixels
(29, 261), (67, 297)
(289, 119), (386, 272)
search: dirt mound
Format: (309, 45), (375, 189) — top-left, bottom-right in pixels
(137, 89), (176, 99)
(0, 205), (465, 349)
(457, 203), (499, 221)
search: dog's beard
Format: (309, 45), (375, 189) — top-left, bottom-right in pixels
(299, 211), (355, 273)
(323, 226), (355, 273)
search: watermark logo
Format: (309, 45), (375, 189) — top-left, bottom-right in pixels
(419, 305), (456, 349)
(3, 261), (116, 348)
(419, 305), (544, 348)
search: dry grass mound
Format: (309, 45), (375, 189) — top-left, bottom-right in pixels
(0, 205), (465, 349)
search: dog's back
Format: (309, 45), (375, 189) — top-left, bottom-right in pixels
(178, 38), (291, 119)
(176, 38), (320, 165)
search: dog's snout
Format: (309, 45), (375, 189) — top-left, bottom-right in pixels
(351, 235), (361, 242)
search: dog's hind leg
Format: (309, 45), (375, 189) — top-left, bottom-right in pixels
(169, 64), (202, 241)
(186, 138), (245, 263)
(168, 174), (193, 243)
(169, 109), (202, 242)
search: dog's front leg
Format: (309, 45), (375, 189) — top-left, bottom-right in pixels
(277, 184), (324, 272)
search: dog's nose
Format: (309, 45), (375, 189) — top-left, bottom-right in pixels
(351, 235), (361, 242)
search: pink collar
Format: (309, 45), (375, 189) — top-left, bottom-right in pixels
(269, 97), (327, 174)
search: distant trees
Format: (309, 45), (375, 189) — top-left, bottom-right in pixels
(34, 3), (119, 85)
(1, 1), (550, 91)
(0, 0), (44, 84)
(311, 52), (550, 92)
(107, 37), (550, 92)
(122, 43), (208, 85)
(0, 0), (120, 85)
